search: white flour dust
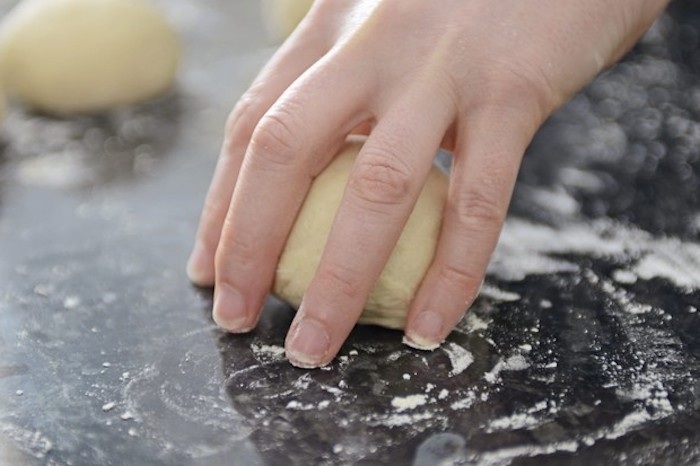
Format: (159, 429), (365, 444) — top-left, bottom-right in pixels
(442, 343), (474, 377)
(391, 394), (428, 412)
(479, 284), (522, 302)
(250, 343), (285, 363)
(491, 218), (700, 290)
(486, 400), (554, 433)
(484, 355), (530, 384)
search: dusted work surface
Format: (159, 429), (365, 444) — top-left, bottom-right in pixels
(1, 1), (700, 465)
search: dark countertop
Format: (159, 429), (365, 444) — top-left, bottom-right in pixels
(1, 1), (699, 465)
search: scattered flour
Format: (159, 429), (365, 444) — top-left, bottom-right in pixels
(486, 400), (555, 432)
(634, 242), (700, 289)
(62, 295), (81, 309)
(391, 394), (428, 412)
(450, 391), (477, 410)
(442, 343), (474, 377)
(518, 344), (533, 353)
(479, 284), (521, 302)
(367, 411), (434, 428)
(101, 402), (116, 412)
(465, 312), (490, 332)
(250, 342), (285, 363)
(612, 269), (638, 284)
(285, 399), (332, 411)
(527, 187), (581, 216)
(488, 412), (545, 432)
(491, 218), (700, 290)
(484, 355), (530, 384)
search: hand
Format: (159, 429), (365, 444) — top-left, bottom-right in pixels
(187, 0), (668, 368)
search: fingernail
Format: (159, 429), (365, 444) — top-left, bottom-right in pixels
(213, 286), (251, 332)
(187, 242), (213, 286)
(403, 310), (444, 351)
(286, 318), (331, 369)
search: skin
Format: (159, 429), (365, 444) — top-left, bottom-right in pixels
(187, 0), (669, 368)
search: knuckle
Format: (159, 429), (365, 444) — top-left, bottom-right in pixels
(349, 152), (414, 207)
(450, 50), (558, 126)
(438, 261), (483, 291)
(222, 94), (263, 154)
(215, 232), (258, 272)
(249, 111), (303, 169)
(472, 59), (557, 121)
(316, 262), (362, 302)
(449, 188), (505, 229)
(227, 95), (255, 133)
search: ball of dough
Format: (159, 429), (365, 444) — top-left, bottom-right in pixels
(273, 138), (448, 330)
(261, 0), (314, 42)
(0, 0), (180, 114)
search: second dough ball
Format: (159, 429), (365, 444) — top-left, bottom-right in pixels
(273, 138), (448, 330)
(261, 0), (314, 42)
(0, 0), (180, 114)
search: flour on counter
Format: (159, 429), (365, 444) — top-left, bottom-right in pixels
(286, 399), (332, 411)
(464, 312), (490, 332)
(492, 218), (700, 290)
(612, 269), (638, 284)
(486, 400), (556, 433)
(479, 284), (521, 302)
(63, 295), (81, 309)
(391, 394), (428, 411)
(101, 402), (116, 412)
(442, 343), (474, 377)
(250, 342), (286, 364)
(484, 355), (530, 384)
(450, 391), (477, 410)
(368, 411), (435, 428)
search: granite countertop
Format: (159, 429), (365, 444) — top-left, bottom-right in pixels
(1, 1), (699, 465)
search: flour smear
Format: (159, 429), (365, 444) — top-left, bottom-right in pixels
(491, 218), (700, 290)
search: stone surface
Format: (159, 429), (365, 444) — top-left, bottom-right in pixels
(1, 1), (699, 465)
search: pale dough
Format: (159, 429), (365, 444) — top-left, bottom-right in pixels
(0, 0), (180, 114)
(261, 0), (314, 42)
(273, 138), (448, 330)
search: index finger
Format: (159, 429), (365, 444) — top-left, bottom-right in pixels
(211, 55), (371, 333)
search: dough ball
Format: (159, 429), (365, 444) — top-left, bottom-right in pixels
(273, 138), (448, 330)
(261, 0), (314, 42)
(0, 0), (180, 114)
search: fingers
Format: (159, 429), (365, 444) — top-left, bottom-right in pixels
(284, 84), (456, 368)
(187, 29), (330, 286)
(212, 55), (372, 333)
(404, 107), (536, 350)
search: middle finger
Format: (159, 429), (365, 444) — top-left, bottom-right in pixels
(285, 80), (456, 368)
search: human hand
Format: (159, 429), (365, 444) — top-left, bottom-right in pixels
(187, 0), (668, 368)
